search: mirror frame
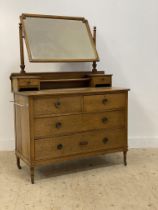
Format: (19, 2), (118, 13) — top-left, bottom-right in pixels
(20, 13), (99, 63)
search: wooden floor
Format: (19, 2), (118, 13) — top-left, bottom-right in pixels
(0, 149), (158, 210)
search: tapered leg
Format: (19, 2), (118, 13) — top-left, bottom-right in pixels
(123, 151), (127, 166)
(30, 167), (34, 184)
(16, 156), (22, 169)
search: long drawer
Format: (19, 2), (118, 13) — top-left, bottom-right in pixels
(35, 129), (126, 160)
(34, 95), (82, 116)
(34, 110), (125, 139)
(84, 93), (126, 112)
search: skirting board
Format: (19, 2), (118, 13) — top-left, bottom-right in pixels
(0, 139), (15, 151)
(128, 137), (158, 148)
(0, 137), (158, 151)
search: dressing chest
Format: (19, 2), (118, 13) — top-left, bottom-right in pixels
(10, 13), (129, 183)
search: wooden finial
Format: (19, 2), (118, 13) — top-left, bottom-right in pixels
(92, 26), (97, 73)
(19, 23), (26, 74)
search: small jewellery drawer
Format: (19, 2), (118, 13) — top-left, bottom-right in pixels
(84, 93), (126, 112)
(34, 96), (82, 116)
(34, 110), (125, 139)
(91, 76), (112, 87)
(35, 129), (126, 160)
(18, 79), (39, 87)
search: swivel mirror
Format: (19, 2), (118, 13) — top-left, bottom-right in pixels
(21, 13), (99, 63)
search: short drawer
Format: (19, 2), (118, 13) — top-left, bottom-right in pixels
(35, 129), (126, 160)
(91, 76), (111, 87)
(34, 110), (125, 139)
(34, 96), (82, 116)
(18, 79), (40, 87)
(84, 93), (126, 112)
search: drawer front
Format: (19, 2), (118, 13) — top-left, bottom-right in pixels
(18, 79), (39, 87)
(91, 76), (111, 85)
(34, 110), (125, 139)
(34, 96), (82, 116)
(35, 129), (126, 160)
(84, 93), (126, 112)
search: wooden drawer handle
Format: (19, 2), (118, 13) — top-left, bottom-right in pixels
(79, 141), (88, 146)
(57, 144), (63, 150)
(55, 122), (62, 129)
(102, 117), (108, 124)
(54, 101), (61, 108)
(27, 81), (31, 85)
(102, 138), (109, 144)
(102, 98), (108, 104)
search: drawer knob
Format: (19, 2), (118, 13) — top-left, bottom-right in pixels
(103, 138), (109, 144)
(55, 122), (62, 129)
(79, 141), (88, 146)
(102, 117), (108, 123)
(54, 101), (61, 108)
(57, 144), (63, 150)
(102, 98), (108, 104)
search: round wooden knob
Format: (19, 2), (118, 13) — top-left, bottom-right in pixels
(27, 81), (31, 85)
(102, 138), (109, 144)
(54, 101), (61, 108)
(57, 144), (63, 150)
(102, 98), (108, 104)
(55, 122), (62, 129)
(102, 117), (108, 124)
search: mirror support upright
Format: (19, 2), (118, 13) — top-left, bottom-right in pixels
(19, 22), (26, 74)
(92, 26), (97, 73)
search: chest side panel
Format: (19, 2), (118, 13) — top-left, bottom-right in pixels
(14, 95), (31, 161)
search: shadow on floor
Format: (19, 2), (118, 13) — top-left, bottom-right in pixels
(35, 153), (124, 180)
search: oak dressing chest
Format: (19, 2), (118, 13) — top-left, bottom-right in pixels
(10, 13), (129, 183)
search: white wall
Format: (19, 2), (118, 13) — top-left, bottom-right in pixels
(0, 0), (158, 150)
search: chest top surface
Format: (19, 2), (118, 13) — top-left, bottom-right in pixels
(15, 87), (129, 96)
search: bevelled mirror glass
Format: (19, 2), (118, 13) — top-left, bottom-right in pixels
(21, 14), (99, 62)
